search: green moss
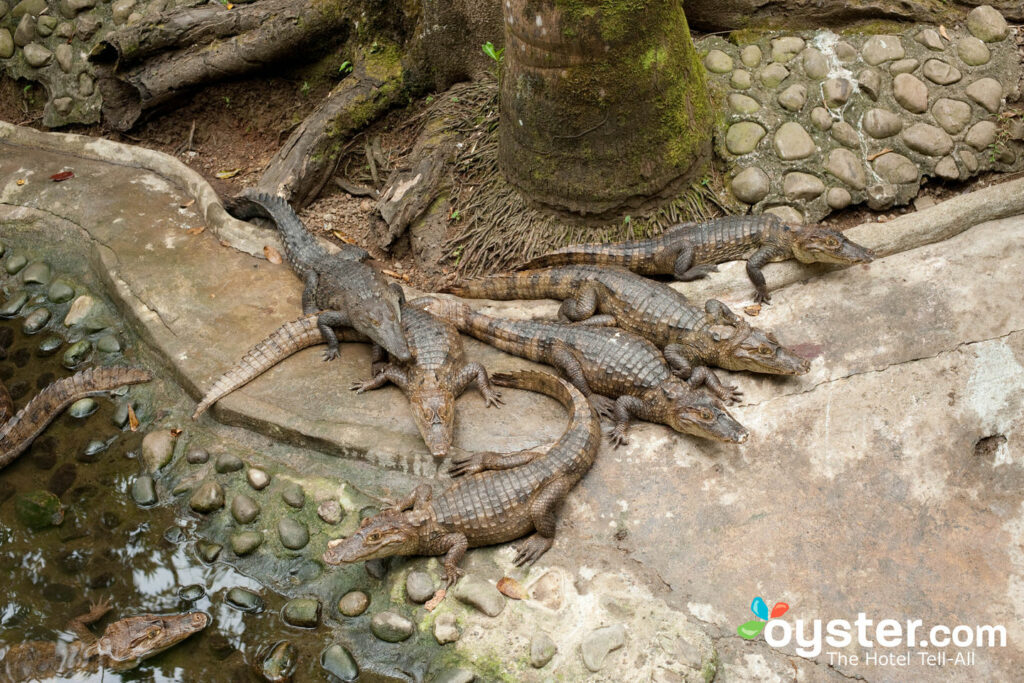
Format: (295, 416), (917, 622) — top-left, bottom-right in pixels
(702, 647), (720, 682)
(556, 0), (646, 43)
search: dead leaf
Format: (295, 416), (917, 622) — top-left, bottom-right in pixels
(170, 428), (183, 437)
(16, 179), (25, 186)
(744, 304), (762, 317)
(50, 170), (74, 181)
(332, 230), (354, 244)
(424, 588), (446, 611)
(497, 576), (529, 600)
(382, 268), (411, 283)
(180, 198), (196, 209)
(264, 245), (283, 264)
(127, 404), (140, 431)
(220, 240), (231, 248)
(215, 169), (240, 179)
(867, 148), (892, 162)
(186, 226), (206, 235)
(939, 25), (949, 41)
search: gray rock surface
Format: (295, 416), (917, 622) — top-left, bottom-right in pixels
(922, 59), (961, 85)
(892, 72), (929, 113)
(932, 98), (973, 134)
(965, 120), (998, 150)
(783, 172), (824, 200)
(965, 77), (1002, 113)
(759, 62), (789, 88)
(725, 122), (766, 155)
(862, 35), (905, 65)
(801, 47), (827, 79)
(405, 570), (436, 603)
(915, 28), (943, 51)
(730, 167), (770, 204)
(826, 186), (851, 209)
(277, 518), (308, 550)
(740, 45), (761, 68)
(830, 120), (860, 148)
(966, 5), (1008, 42)
(230, 494), (260, 524)
(862, 108), (903, 138)
(452, 576), (505, 617)
(581, 624), (626, 672)
(778, 83), (807, 111)
(337, 591), (369, 617)
(821, 77), (852, 108)
(873, 152), (919, 184)
(727, 93), (760, 114)
(142, 430), (175, 471)
(773, 121), (815, 160)
(958, 36), (991, 66)
(433, 612), (460, 644)
(825, 148), (867, 189)
(703, 49), (733, 73)
(530, 631), (557, 668)
(901, 122), (954, 156)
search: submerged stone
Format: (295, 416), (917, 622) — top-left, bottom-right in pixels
(62, 340), (91, 368)
(15, 490), (64, 530)
(37, 335), (63, 356)
(0, 292), (28, 317)
(22, 307), (50, 334)
(47, 280), (75, 303)
(131, 475), (157, 506)
(195, 540), (222, 563)
(20, 261), (50, 284)
(178, 584), (205, 602)
(320, 643), (358, 682)
(259, 641), (298, 682)
(5, 254), (27, 274)
(282, 598), (321, 628)
(68, 398), (97, 418)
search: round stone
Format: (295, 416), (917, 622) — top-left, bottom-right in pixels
(55, 43), (72, 72)
(581, 624), (626, 673)
(730, 69), (752, 89)
(783, 173), (825, 200)
(338, 591), (369, 617)
(960, 149), (980, 173)
(771, 36), (805, 63)
(405, 571), (436, 603)
(764, 205), (804, 225)
(214, 453), (244, 473)
(6, 255), (27, 274)
(282, 598), (321, 628)
(872, 153), (919, 184)
(1, 291), (29, 318)
(965, 78), (1002, 113)
(278, 518), (309, 550)
(320, 644), (358, 682)
(858, 69), (882, 101)
(195, 541), (222, 563)
(62, 340), (90, 368)
(725, 122), (766, 155)
(53, 97), (74, 116)
(931, 98), (972, 134)
(231, 494), (260, 524)
(730, 167), (770, 204)
(47, 280), (75, 303)
(727, 93), (760, 114)
(530, 631), (558, 668)
(452, 576), (506, 617)
(226, 587), (264, 612)
(861, 35), (905, 65)
(131, 475), (157, 506)
(810, 107), (833, 131)
(889, 58), (919, 75)
(63, 295), (96, 327)
(281, 483), (305, 508)
(177, 584), (205, 602)
(142, 430), (175, 471)
(830, 121), (860, 149)
(826, 187), (852, 209)
(247, 467), (270, 490)
(231, 530), (264, 556)
(957, 37), (990, 66)
(773, 122), (815, 160)
(434, 612), (461, 644)
(801, 47), (827, 80)
(965, 121), (998, 151)
(370, 611), (414, 642)
(68, 398), (97, 418)
(892, 73), (928, 114)
(778, 83), (807, 112)
(21, 261), (50, 284)
(901, 123), (954, 156)
(740, 45), (761, 68)
(759, 63), (789, 88)
(111, 0), (134, 24)
(186, 447), (209, 464)
(822, 78), (852, 108)
(915, 29), (943, 51)
(23, 43), (52, 67)
(862, 109), (902, 139)
(189, 481), (225, 513)
(835, 41), (857, 63)
(825, 149), (867, 189)
(866, 183), (897, 210)
(38, 336), (62, 355)
(922, 59), (961, 85)
(703, 49), (733, 73)
(78, 73), (93, 97)
(0, 29), (11, 59)
(935, 155), (960, 179)
(96, 335), (120, 353)
(22, 307), (50, 334)
(317, 499), (343, 525)
(966, 5), (1008, 42)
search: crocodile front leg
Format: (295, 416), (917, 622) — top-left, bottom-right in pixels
(664, 344), (694, 379)
(350, 364), (410, 394)
(439, 533), (470, 588)
(514, 476), (573, 565)
(384, 482), (433, 513)
(608, 395), (647, 447)
(672, 244), (719, 281)
(687, 366), (742, 404)
(549, 343), (614, 416)
(301, 272), (319, 315)
(746, 246), (783, 304)
(454, 362), (503, 407)
(65, 598), (112, 643)
(448, 448), (542, 477)
(316, 310), (351, 361)
(557, 283), (601, 321)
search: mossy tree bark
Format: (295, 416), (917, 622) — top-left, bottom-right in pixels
(499, 0), (713, 216)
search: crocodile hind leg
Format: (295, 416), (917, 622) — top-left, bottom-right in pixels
(746, 246), (782, 304)
(316, 310), (351, 361)
(65, 598), (113, 642)
(350, 364), (409, 394)
(687, 366), (742, 404)
(514, 477), (573, 566)
(448, 448), (542, 477)
(608, 395), (647, 447)
(672, 245), (719, 281)
(557, 283), (600, 322)
(453, 362), (503, 407)
(549, 343), (613, 417)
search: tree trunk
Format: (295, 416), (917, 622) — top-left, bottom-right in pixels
(499, 0), (713, 216)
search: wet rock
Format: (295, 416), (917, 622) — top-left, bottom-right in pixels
(727, 93), (759, 114)
(278, 518), (309, 550)
(810, 107), (832, 132)
(196, 540), (222, 563)
(22, 307), (50, 334)
(259, 640), (298, 682)
(231, 530), (264, 556)
(320, 643), (358, 682)
(773, 122), (815, 160)
(965, 121), (998, 151)
(63, 295), (96, 326)
(966, 5), (1008, 42)
(186, 447), (209, 464)
(55, 42), (72, 72)
(46, 463), (77, 495)
(0, 292), (28, 317)
(724, 122), (765, 155)
(822, 77), (852, 108)
(770, 36), (804, 63)
(965, 78), (1002, 114)
(932, 98), (972, 135)
(764, 205), (803, 225)
(0, 29), (12, 58)
(889, 58), (918, 75)
(317, 499), (343, 525)
(231, 494), (260, 524)
(68, 397), (97, 418)
(433, 612), (460, 644)
(867, 183), (897, 210)
(861, 35), (904, 65)
(370, 611), (414, 642)
(581, 624), (626, 672)
(282, 598), (321, 628)
(957, 37), (990, 66)
(364, 558), (389, 579)
(530, 631), (557, 668)
(5, 254), (27, 274)
(915, 28), (943, 51)
(132, 475), (157, 506)
(801, 47), (827, 79)
(247, 467), (270, 489)
(21, 261), (50, 284)
(14, 15), (34, 46)
(214, 452), (243, 473)
(178, 584), (205, 601)
(405, 570), (436, 603)
(433, 670), (475, 683)
(338, 591), (369, 617)
(858, 69), (882, 101)
(901, 123), (953, 156)
(835, 41), (857, 63)
(47, 280), (75, 303)
(62, 340), (90, 368)
(782, 172), (825, 200)
(892, 73), (928, 114)
(830, 121), (860, 149)
(42, 583), (76, 603)
(825, 149), (867, 190)
(75, 14), (99, 40)
(452, 576), (505, 617)
(862, 108), (902, 139)
(703, 49), (732, 73)
(111, 0), (133, 24)
(281, 483), (305, 508)
(189, 481), (225, 513)
(935, 155), (960, 179)
(729, 69), (751, 89)
(163, 525), (186, 545)
(23, 42), (52, 67)
(37, 335), (63, 356)
(758, 63), (788, 88)
(777, 83), (806, 112)
(922, 59), (961, 85)
(730, 167), (769, 204)
(96, 334), (120, 353)
(142, 430), (175, 470)
(36, 15), (55, 36)
(740, 45), (761, 68)
(206, 632), (234, 660)
(15, 490), (63, 529)
(872, 153), (919, 184)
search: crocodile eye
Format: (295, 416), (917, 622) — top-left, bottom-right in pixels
(825, 237), (839, 248)
(700, 408), (713, 421)
(759, 344), (773, 355)
(366, 532), (382, 543)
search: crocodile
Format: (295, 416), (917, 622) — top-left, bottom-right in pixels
(446, 265), (810, 379)
(518, 214), (874, 303)
(323, 369), (601, 587)
(1, 366), (152, 470)
(193, 305), (502, 458)
(226, 191), (410, 363)
(0, 600), (208, 680)
(417, 296), (748, 446)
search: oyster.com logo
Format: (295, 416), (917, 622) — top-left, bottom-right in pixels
(738, 596), (789, 640)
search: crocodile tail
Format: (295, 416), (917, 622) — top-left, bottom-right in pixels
(517, 243), (638, 271)
(444, 268), (578, 300)
(409, 296), (472, 329)
(192, 315), (326, 420)
(235, 191), (326, 276)
(0, 366), (152, 469)
(491, 370), (582, 414)
(0, 380), (12, 423)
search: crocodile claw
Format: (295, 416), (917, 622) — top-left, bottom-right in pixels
(589, 395), (616, 419)
(608, 427), (629, 449)
(719, 384), (743, 404)
(513, 534), (553, 566)
(448, 453), (484, 478)
(322, 347), (340, 362)
(483, 390), (504, 408)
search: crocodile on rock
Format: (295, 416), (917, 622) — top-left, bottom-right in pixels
(0, 600), (208, 680)
(226, 191), (410, 363)
(447, 265), (810, 378)
(518, 214), (874, 303)
(1, 366), (152, 469)
(323, 369), (601, 587)
(193, 304), (502, 458)
(417, 296), (748, 446)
